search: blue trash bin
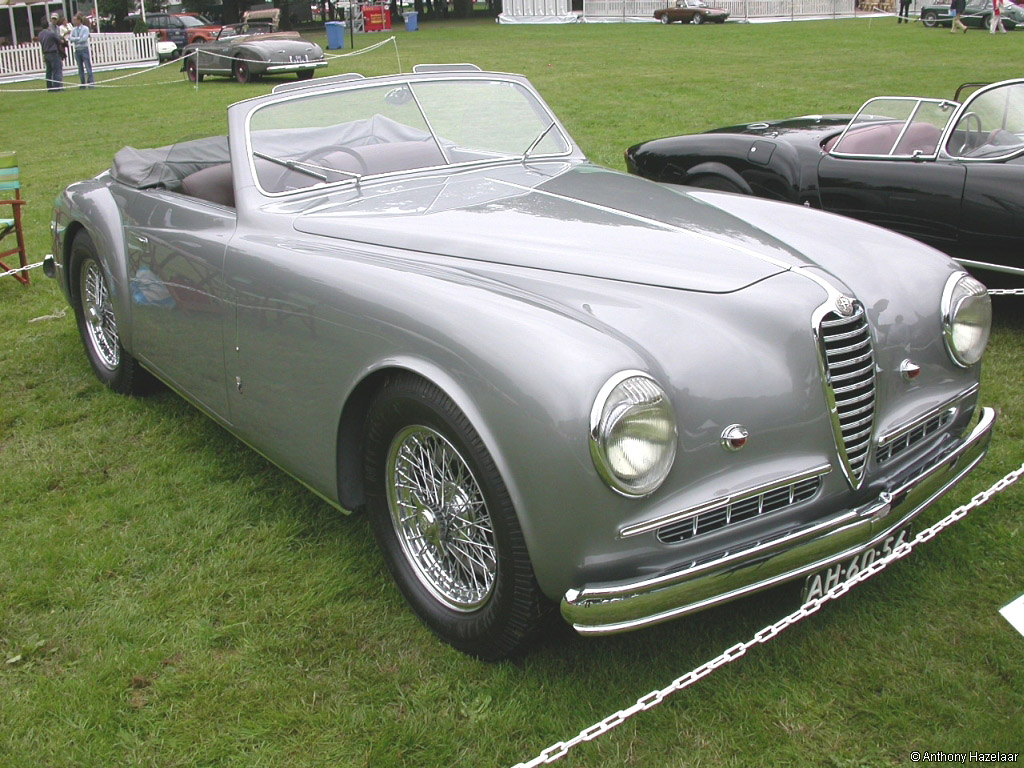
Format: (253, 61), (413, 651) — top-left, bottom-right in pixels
(405, 11), (418, 30)
(325, 20), (346, 50)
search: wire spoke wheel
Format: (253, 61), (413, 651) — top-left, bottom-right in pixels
(364, 374), (549, 659)
(387, 425), (497, 611)
(70, 231), (151, 396)
(80, 258), (120, 371)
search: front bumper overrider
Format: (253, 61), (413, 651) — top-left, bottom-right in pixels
(561, 406), (996, 636)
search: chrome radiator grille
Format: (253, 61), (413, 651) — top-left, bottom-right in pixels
(818, 303), (876, 487)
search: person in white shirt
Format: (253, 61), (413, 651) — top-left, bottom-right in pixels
(69, 14), (94, 87)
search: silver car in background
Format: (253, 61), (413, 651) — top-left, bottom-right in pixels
(48, 66), (995, 659)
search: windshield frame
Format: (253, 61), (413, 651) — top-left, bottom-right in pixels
(241, 72), (578, 199)
(828, 96), (957, 160)
(942, 79), (1024, 162)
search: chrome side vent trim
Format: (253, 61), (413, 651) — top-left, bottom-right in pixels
(655, 472), (825, 545)
(816, 301), (876, 488)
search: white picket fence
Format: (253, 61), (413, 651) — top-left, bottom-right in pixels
(506, 0), (860, 19)
(502, 0), (573, 15)
(0, 33), (158, 79)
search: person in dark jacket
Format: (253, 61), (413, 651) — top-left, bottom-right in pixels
(38, 20), (64, 90)
(950, 0), (968, 31)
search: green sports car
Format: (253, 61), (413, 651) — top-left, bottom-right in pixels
(920, 0), (1023, 29)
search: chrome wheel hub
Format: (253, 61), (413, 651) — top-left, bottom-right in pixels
(81, 259), (119, 371)
(386, 425), (497, 611)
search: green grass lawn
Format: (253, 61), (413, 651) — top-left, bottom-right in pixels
(2, 18), (1023, 767)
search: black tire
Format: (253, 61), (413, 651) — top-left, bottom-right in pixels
(234, 58), (255, 84)
(70, 231), (152, 395)
(922, 10), (938, 26)
(185, 58), (203, 83)
(659, 14), (672, 23)
(297, 69), (315, 80)
(692, 12), (704, 23)
(363, 374), (550, 660)
(688, 173), (744, 193)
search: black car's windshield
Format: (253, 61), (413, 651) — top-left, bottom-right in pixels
(246, 77), (573, 195)
(829, 97), (956, 158)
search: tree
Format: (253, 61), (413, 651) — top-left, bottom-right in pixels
(181, 0), (229, 21)
(98, 0), (132, 31)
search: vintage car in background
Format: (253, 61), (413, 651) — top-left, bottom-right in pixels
(181, 25), (327, 83)
(654, 0), (730, 23)
(47, 67), (994, 659)
(626, 78), (1024, 287)
(919, 0), (1024, 28)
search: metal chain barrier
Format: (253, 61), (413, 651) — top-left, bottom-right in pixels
(512, 460), (1024, 768)
(0, 260), (46, 280)
(988, 288), (1024, 296)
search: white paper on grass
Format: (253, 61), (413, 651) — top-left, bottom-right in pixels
(999, 593), (1024, 638)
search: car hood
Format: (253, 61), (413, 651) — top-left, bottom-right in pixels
(706, 114), (851, 142)
(285, 162), (927, 295)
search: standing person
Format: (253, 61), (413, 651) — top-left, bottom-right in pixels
(990, 0), (1007, 32)
(58, 15), (73, 44)
(38, 20), (64, 91)
(897, 0), (911, 22)
(950, 0), (968, 31)
(70, 14), (94, 87)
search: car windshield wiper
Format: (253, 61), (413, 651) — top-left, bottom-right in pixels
(253, 151), (330, 182)
(522, 121), (557, 163)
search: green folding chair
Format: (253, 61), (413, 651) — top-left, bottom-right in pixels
(1, 151), (29, 285)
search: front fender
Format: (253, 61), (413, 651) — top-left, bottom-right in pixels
(627, 134), (808, 204)
(53, 179), (136, 356)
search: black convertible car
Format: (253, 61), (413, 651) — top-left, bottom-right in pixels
(626, 79), (1024, 286)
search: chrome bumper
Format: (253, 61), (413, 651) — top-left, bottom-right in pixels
(561, 407), (996, 636)
(265, 61), (329, 73)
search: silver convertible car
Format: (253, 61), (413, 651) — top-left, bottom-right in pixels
(47, 67), (995, 659)
(181, 24), (327, 84)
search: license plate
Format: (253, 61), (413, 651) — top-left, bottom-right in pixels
(289, 55), (309, 63)
(802, 527), (911, 604)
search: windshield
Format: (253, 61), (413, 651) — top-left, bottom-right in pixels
(178, 15), (212, 27)
(247, 77), (573, 195)
(829, 97), (956, 157)
(946, 81), (1024, 159)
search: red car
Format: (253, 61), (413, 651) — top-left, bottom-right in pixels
(137, 12), (223, 49)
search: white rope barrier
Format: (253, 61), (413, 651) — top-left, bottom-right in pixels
(1, 35), (402, 92)
(511, 459), (1024, 768)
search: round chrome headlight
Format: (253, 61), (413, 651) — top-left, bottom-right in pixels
(941, 272), (991, 367)
(590, 371), (677, 497)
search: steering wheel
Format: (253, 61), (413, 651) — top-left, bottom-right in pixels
(955, 112), (983, 156)
(270, 145), (369, 191)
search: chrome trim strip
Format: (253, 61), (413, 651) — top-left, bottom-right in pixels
(876, 385), (978, 448)
(619, 464), (832, 539)
(563, 407), (994, 635)
(955, 258), (1024, 279)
